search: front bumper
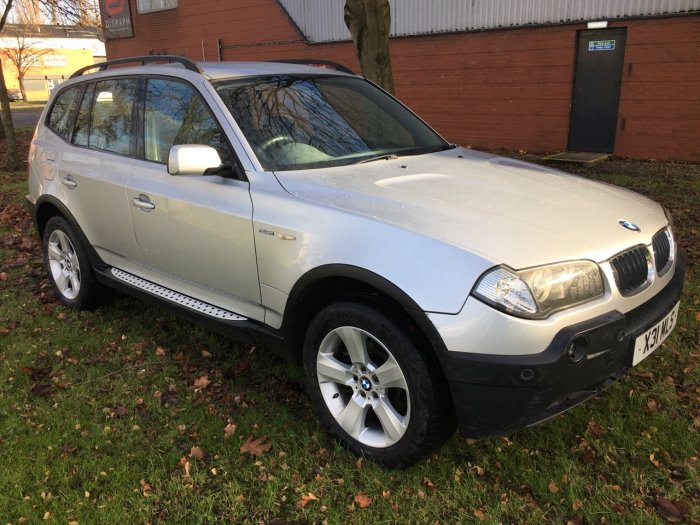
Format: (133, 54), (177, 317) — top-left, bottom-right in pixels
(438, 256), (685, 438)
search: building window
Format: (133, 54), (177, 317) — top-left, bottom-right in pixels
(136, 0), (178, 14)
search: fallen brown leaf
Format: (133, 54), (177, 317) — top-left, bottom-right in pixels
(130, 341), (148, 352)
(240, 435), (272, 456)
(656, 496), (688, 523)
(650, 453), (661, 468)
(140, 479), (152, 497)
(22, 366), (51, 380)
(189, 446), (204, 459)
(193, 375), (210, 389)
(572, 498), (583, 511)
(179, 456), (191, 477)
(224, 422), (237, 438)
(104, 404), (127, 417)
(586, 419), (608, 438)
(0, 271), (7, 281)
(611, 503), (625, 514)
(548, 480), (559, 493)
(354, 491), (372, 508)
(473, 508), (486, 521)
(297, 492), (318, 508)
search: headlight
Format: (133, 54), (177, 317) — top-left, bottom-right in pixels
(473, 261), (604, 319)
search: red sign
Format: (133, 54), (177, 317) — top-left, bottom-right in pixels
(105, 0), (126, 17)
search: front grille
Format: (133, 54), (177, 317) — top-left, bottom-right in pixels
(610, 246), (652, 296)
(652, 228), (672, 276)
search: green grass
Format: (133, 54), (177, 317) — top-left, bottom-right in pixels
(1, 156), (698, 524)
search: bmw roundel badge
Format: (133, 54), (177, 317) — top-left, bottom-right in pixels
(619, 220), (641, 232)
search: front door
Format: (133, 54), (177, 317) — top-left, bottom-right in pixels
(568, 28), (627, 153)
(126, 77), (263, 320)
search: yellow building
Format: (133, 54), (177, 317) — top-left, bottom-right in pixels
(1, 24), (105, 102)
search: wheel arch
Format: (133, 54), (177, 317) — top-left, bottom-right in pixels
(34, 195), (104, 269)
(281, 264), (449, 361)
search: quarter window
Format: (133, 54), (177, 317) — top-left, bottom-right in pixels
(88, 79), (137, 155)
(144, 78), (231, 164)
(72, 83), (95, 147)
(47, 86), (81, 139)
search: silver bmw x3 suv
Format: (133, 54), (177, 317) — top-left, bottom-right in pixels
(27, 56), (684, 467)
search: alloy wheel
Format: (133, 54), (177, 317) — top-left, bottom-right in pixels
(47, 229), (81, 300)
(316, 326), (410, 448)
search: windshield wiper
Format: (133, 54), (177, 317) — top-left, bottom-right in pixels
(357, 154), (398, 165)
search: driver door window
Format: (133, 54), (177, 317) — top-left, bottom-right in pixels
(144, 78), (232, 164)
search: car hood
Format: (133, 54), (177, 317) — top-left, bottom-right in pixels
(273, 148), (667, 269)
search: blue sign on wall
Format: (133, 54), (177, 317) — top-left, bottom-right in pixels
(589, 40), (616, 51)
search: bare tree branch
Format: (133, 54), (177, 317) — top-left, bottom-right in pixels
(1, 34), (55, 101)
(1, 0), (98, 169)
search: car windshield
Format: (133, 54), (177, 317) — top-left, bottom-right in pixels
(215, 75), (449, 171)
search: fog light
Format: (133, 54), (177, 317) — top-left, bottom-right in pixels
(566, 336), (588, 363)
(520, 368), (535, 382)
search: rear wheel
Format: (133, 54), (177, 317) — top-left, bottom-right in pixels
(43, 216), (109, 310)
(303, 301), (455, 467)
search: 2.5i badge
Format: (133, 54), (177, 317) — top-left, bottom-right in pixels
(632, 302), (680, 366)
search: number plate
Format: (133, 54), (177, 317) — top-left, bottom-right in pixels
(632, 302), (680, 366)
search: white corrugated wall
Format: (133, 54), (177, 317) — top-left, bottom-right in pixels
(277, 0), (700, 42)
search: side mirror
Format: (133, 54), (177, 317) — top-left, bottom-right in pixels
(167, 145), (223, 176)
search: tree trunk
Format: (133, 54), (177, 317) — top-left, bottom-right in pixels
(0, 65), (19, 170)
(344, 0), (395, 95)
(18, 73), (28, 102)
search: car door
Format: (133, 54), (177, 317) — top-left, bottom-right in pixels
(125, 76), (262, 319)
(52, 79), (140, 267)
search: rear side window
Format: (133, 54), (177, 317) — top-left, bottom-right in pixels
(87, 79), (137, 155)
(47, 86), (81, 139)
(144, 78), (232, 164)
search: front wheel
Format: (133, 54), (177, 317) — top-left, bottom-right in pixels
(303, 302), (455, 467)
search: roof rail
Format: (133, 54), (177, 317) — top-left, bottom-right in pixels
(70, 55), (199, 79)
(268, 59), (355, 75)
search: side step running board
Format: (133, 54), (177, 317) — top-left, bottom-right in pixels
(110, 268), (247, 322)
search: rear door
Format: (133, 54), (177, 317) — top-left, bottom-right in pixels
(125, 77), (263, 319)
(45, 79), (139, 267)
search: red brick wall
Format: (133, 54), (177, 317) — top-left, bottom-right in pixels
(106, 3), (700, 161)
(613, 16), (700, 161)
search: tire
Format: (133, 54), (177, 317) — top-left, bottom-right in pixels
(303, 301), (455, 468)
(42, 216), (109, 310)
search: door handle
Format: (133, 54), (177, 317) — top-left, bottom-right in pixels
(61, 176), (77, 189)
(132, 195), (155, 211)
